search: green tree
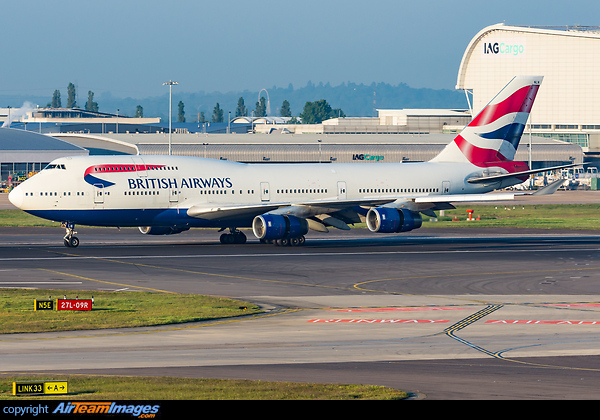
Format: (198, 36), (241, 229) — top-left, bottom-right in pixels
(199, 111), (206, 123)
(50, 90), (61, 108)
(212, 103), (223, 123)
(67, 83), (77, 108)
(135, 105), (144, 118)
(280, 100), (291, 117)
(85, 91), (99, 112)
(254, 97), (267, 117)
(332, 108), (346, 118)
(235, 97), (247, 117)
(299, 99), (334, 124)
(177, 100), (185, 123)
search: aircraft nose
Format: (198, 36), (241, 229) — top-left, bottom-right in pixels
(8, 186), (23, 209)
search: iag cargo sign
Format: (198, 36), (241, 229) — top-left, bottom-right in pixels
(352, 153), (384, 162)
(482, 39), (526, 57)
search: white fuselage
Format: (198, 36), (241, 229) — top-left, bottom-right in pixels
(9, 154), (498, 228)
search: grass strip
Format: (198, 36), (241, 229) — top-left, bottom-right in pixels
(422, 204), (600, 230)
(0, 374), (408, 400)
(0, 289), (261, 334)
(2, 204), (600, 230)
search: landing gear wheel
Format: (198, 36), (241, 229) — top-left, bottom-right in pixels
(273, 236), (305, 247)
(219, 229), (247, 245)
(220, 233), (234, 244)
(234, 231), (247, 244)
(62, 222), (79, 248)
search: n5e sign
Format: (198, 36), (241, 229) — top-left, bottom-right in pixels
(34, 299), (55, 311)
(57, 299), (92, 311)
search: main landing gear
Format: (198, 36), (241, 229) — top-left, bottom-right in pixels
(61, 222), (79, 248)
(219, 228), (247, 244)
(218, 228), (305, 246)
(260, 236), (306, 246)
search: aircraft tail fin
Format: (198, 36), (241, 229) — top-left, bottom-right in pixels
(431, 76), (542, 167)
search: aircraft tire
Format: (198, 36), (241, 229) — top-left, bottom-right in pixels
(234, 232), (247, 244)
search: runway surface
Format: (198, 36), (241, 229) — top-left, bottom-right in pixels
(3, 223), (600, 399)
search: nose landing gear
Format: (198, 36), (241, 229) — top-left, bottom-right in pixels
(61, 222), (79, 248)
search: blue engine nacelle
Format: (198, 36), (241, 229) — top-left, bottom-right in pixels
(252, 214), (309, 240)
(366, 207), (422, 233)
(138, 226), (190, 235)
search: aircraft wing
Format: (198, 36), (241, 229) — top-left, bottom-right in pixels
(187, 197), (394, 222)
(187, 178), (564, 230)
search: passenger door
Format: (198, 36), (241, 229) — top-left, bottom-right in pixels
(93, 184), (104, 205)
(337, 181), (347, 200)
(260, 182), (270, 202)
(442, 181), (450, 194)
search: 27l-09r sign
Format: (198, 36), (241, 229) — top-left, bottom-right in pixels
(57, 299), (92, 311)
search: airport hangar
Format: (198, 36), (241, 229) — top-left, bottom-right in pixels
(2, 23), (599, 182)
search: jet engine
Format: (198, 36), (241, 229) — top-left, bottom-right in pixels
(252, 214), (309, 241)
(138, 226), (190, 235)
(366, 207), (422, 233)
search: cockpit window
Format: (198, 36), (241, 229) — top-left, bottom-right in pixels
(44, 164), (66, 170)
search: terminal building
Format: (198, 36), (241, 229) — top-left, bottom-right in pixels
(1, 23), (598, 184)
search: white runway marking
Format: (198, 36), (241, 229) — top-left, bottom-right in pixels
(0, 281), (83, 284)
(2, 246), (600, 262)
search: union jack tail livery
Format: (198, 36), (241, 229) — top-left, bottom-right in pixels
(431, 76), (542, 173)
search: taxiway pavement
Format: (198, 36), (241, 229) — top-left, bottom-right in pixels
(3, 224), (600, 399)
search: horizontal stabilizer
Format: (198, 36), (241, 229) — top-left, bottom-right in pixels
(467, 162), (582, 184)
(414, 193), (515, 204)
(524, 178), (565, 196)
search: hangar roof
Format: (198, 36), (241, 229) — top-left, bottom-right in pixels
(0, 127), (86, 151)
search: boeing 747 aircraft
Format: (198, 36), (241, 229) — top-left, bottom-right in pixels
(8, 76), (574, 247)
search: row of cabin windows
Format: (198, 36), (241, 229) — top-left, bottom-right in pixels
(94, 166), (179, 172)
(122, 190), (257, 196)
(124, 191), (159, 196)
(276, 188), (327, 194)
(200, 190), (255, 195)
(25, 187), (441, 199)
(25, 191), (87, 197)
(358, 187), (440, 194)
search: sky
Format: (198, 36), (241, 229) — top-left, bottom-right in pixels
(0, 0), (598, 100)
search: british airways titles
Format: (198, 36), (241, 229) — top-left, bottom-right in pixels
(127, 177), (233, 190)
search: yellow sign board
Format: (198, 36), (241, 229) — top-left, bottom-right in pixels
(44, 381), (68, 394)
(13, 382), (44, 395)
(13, 381), (68, 395)
(34, 299), (55, 311)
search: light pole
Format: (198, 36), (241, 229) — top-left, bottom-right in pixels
(163, 80), (178, 155)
